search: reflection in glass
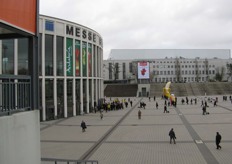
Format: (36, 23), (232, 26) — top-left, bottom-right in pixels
(39, 33), (42, 76)
(45, 34), (53, 76)
(45, 79), (54, 120)
(18, 38), (29, 75)
(39, 79), (42, 121)
(57, 79), (64, 118)
(76, 79), (80, 115)
(89, 79), (92, 112)
(2, 39), (14, 74)
(83, 79), (87, 113)
(57, 36), (64, 76)
(67, 79), (73, 117)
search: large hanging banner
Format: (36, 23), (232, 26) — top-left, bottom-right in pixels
(88, 43), (92, 77)
(82, 42), (87, 77)
(66, 38), (73, 76)
(75, 40), (80, 76)
(138, 61), (149, 79)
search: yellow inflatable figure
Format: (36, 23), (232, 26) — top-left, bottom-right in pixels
(163, 82), (176, 104)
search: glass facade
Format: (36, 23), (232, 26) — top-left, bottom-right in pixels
(67, 79), (73, 117)
(57, 36), (64, 76)
(57, 79), (64, 118)
(2, 39), (14, 74)
(45, 79), (54, 120)
(18, 38), (29, 75)
(0, 15), (103, 121)
(45, 34), (53, 76)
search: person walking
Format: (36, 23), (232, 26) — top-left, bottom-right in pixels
(156, 102), (158, 109)
(130, 100), (133, 107)
(169, 128), (176, 144)
(81, 120), (87, 132)
(138, 110), (141, 119)
(164, 104), (168, 113)
(216, 132), (222, 149)
(100, 111), (103, 120)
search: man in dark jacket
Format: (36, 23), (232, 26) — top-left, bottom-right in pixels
(216, 132), (222, 149)
(81, 120), (87, 132)
(169, 128), (176, 144)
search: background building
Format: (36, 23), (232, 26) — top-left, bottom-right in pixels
(103, 49), (232, 83)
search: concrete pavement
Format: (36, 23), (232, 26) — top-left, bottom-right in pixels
(41, 95), (232, 164)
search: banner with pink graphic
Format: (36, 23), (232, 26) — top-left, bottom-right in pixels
(138, 61), (149, 79)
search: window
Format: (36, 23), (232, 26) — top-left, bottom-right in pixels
(39, 33), (42, 76)
(57, 36), (64, 76)
(2, 39), (14, 74)
(45, 34), (54, 76)
(123, 63), (126, 79)
(45, 20), (54, 31)
(18, 38), (28, 75)
(109, 63), (112, 79)
(129, 63), (133, 72)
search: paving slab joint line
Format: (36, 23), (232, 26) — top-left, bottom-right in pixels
(40, 118), (69, 131)
(79, 98), (143, 161)
(175, 106), (219, 164)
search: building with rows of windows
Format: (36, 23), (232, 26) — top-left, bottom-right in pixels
(0, 15), (104, 121)
(103, 49), (232, 83)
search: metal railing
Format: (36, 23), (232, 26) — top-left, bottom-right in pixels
(41, 158), (98, 164)
(0, 75), (31, 116)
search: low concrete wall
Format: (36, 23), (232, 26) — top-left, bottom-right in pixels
(0, 110), (41, 164)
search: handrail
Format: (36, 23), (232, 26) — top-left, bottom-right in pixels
(0, 75), (31, 116)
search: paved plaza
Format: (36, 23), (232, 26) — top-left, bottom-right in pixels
(41, 95), (232, 164)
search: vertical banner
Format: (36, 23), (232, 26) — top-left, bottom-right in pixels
(138, 61), (149, 79)
(88, 43), (92, 77)
(75, 40), (80, 76)
(82, 42), (87, 77)
(66, 38), (73, 76)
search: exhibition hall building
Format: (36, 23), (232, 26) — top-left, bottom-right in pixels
(1, 15), (104, 121)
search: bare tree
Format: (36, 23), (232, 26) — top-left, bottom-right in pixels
(204, 58), (209, 81)
(226, 63), (232, 81)
(104, 62), (121, 81)
(175, 57), (181, 82)
(215, 66), (225, 81)
(195, 58), (200, 82)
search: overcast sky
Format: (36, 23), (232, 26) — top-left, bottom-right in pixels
(40, 0), (232, 59)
